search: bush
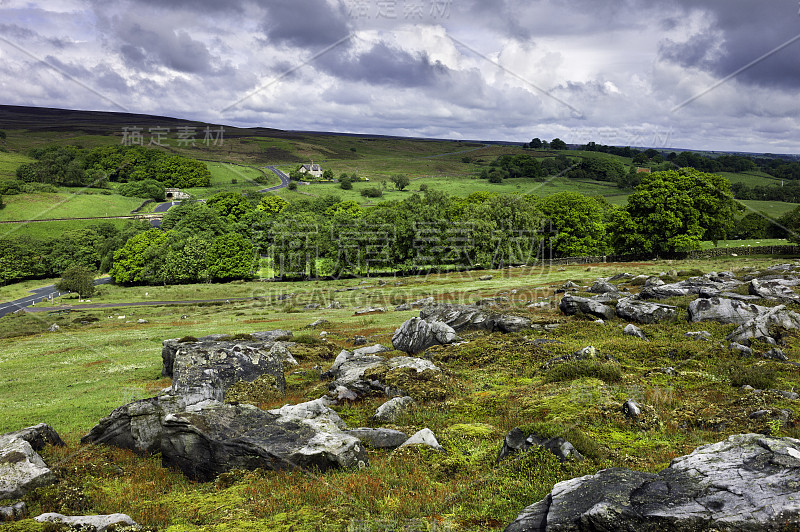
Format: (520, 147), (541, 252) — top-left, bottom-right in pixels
(360, 187), (383, 198)
(544, 360), (622, 384)
(288, 181), (298, 191)
(292, 333), (322, 345)
(340, 178), (353, 190)
(0, 180), (24, 195)
(729, 364), (777, 389)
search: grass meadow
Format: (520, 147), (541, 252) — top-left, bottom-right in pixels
(1, 256), (799, 530)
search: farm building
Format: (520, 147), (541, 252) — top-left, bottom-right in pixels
(299, 163), (323, 179)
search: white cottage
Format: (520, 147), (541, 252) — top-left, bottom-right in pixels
(299, 163), (323, 179)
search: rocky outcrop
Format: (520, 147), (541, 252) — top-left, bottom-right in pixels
(161, 400), (367, 481)
(726, 304), (800, 346)
(421, 304), (554, 333)
(161, 330), (292, 377)
(623, 324), (647, 341)
(5, 423), (64, 451)
(505, 434), (800, 532)
(589, 279), (618, 294)
(85, 334), (368, 479)
(616, 298), (677, 324)
(750, 278), (800, 303)
(497, 428), (583, 463)
(559, 294), (615, 320)
(639, 274), (742, 300)
(688, 297), (768, 325)
(325, 347), (440, 397)
(0, 430), (58, 500)
(35, 513), (136, 531)
(392, 317), (460, 354)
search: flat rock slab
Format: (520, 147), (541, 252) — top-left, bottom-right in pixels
(559, 294), (615, 320)
(505, 433), (800, 531)
(392, 317), (460, 354)
(345, 428), (409, 449)
(727, 304), (800, 345)
(35, 513), (136, 531)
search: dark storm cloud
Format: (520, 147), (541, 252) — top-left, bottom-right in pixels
(114, 19), (214, 74)
(0, 24), (38, 41)
(316, 41), (448, 87)
(133, 0), (248, 13)
(262, 0), (351, 48)
(656, 0), (800, 88)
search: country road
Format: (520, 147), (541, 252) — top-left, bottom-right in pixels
(260, 166), (290, 192)
(0, 278), (113, 318)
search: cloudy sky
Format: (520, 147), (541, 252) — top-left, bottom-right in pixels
(1, 0), (799, 153)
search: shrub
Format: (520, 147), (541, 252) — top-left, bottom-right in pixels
(544, 360), (622, 384)
(177, 335), (199, 343)
(288, 181), (298, 191)
(293, 333), (322, 345)
(360, 187), (383, 198)
(729, 364), (777, 389)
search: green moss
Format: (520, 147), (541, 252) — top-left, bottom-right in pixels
(224, 375), (281, 406)
(177, 336), (199, 343)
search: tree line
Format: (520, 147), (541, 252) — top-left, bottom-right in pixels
(13, 145), (211, 196)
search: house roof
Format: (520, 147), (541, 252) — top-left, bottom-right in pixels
(302, 164), (322, 171)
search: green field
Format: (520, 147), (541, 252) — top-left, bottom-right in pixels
(0, 192), (143, 222)
(0, 151), (35, 179)
(701, 238), (789, 250)
(738, 199), (800, 217)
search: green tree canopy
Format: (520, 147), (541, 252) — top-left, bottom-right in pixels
(206, 191), (254, 222)
(616, 168), (739, 253)
(207, 233), (255, 281)
(537, 192), (610, 257)
(56, 265), (96, 298)
(109, 229), (168, 284)
(390, 174), (410, 191)
(256, 195), (289, 216)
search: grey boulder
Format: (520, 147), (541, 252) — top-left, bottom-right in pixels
(373, 396), (415, 422)
(623, 324), (647, 341)
(399, 428), (444, 452)
(559, 294), (615, 320)
(616, 298), (677, 324)
(0, 433), (57, 500)
(750, 278), (800, 303)
(505, 433), (800, 532)
(392, 317), (460, 354)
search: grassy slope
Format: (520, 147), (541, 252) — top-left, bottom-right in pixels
(1, 256), (799, 530)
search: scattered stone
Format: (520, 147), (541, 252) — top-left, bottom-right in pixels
(685, 330), (712, 341)
(594, 319), (604, 325)
(47, 324), (59, 332)
(394, 303), (412, 311)
(729, 342), (754, 356)
(763, 348), (789, 362)
(326, 300), (342, 309)
(559, 294), (615, 320)
(505, 433), (800, 532)
(478, 275), (493, 281)
(351, 335), (367, 346)
(615, 298), (677, 324)
(354, 307), (387, 315)
(392, 317), (460, 354)
(345, 428), (409, 449)
(527, 301), (551, 309)
(137, 318), (148, 324)
(688, 297), (768, 325)
(623, 324), (647, 341)
(303, 303), (321, 310)
(308, 318), (330, 329)
(622, 399), (641, 420)
(399, 428), (444, 452)
(276, 293), (293, 301)
(325, 348), (440, 398)
(35, 513), (136, 531)
(180, 314), (189, 319)
(373, 396), (416, 422)
(609, 273), (634, 282)
(497, 428), (583, 463)
(562, 281), (580, 289)
(0, 502), (27, 522)
(353, 344), (391, 356)
(332, 385), (359, 402)
(475, 296), (509, 306)
(644, 276), (664, 287)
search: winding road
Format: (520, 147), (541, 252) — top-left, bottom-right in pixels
(0, 278), (113, 318)
(259, 166), (290, 192)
